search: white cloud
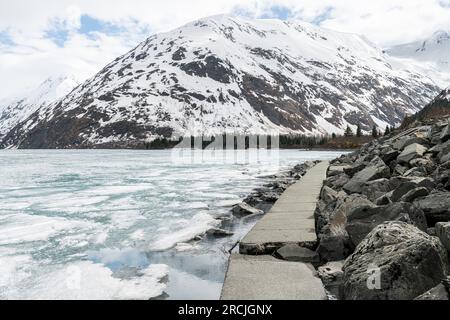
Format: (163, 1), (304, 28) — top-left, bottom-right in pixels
(0, 0), (450, 99)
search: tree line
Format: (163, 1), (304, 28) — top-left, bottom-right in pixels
(344, 124), (395, 138)
(141, 124), (396, 150)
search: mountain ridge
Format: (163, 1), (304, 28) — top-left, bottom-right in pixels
(0, 15), (444, 149)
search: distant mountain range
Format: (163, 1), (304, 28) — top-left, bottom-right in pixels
(0, 75), (78, 141)
(386, 30), (450, 87)
(1, 16), (448, 149)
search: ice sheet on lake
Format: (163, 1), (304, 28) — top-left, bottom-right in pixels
(0, 149), (345, 299)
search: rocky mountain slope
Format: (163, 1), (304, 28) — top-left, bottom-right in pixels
(0, 15), (442, 149)
(314, 89), (450, 299)
(400, 87), (450, 129)
(0, 74), (79, 142)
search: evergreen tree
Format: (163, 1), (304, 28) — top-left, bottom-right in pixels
(356, 124), (362, 137)
(384, 125), (390, 136)
(372, 125), (378, 138)
(345, 125), (353, 137)
(331, 132), (337, 139)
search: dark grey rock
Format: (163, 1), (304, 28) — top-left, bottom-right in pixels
(346, 202), (427, 246)
(343, 163), (366, 177)
(413, 192), (450, 224)
(375, 193), (392, 205)
(327, 165), (351, 177)
(206, 228), (234, 237)
(429, 139), (450, 154)
(317, 232), (353, 262)
(391, 181), (419, 202)
(399, 187), (430, 203)
(327, 195), (375, 234)
(440, 151), (450, 164)
(440, 121), (450, 142)
(320, 186), (339, 204)
(260, 191), (279, 203)
(409, 177), (437, 191)
(361, 178), (391, 202)
(380, 148), (399, 165)
(317, 195), (375, 261)
(343, 165), (391, 194)
(324, 173), (349, 190)
(343, 221), (448, 300)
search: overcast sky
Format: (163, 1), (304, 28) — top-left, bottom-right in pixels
(1, 0), (450, 99)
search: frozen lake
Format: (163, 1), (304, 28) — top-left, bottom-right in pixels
(0, 149), (344, 299)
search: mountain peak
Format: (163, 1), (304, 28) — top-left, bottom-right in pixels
(0, 74), (79, 138)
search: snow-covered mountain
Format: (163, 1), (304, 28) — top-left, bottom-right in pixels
(1, 15), (442, 148)
(386, 30), (450, 87)
(0, 74), (79, 141)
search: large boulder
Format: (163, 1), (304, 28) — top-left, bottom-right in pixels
(361, 178), (391, 202)
(343, 165), (391, 194)
(436, 222), (450, 252)
(320, 186), (339, 204)
(324, 173), (349, 190)
(379, 148), (399, 165)
(315, 200), (336, 236)
(413, 192), (450, 225)
(391, 181), (420, 202)
(428, 139), (450, 155)
(399, 187), (429, 203)
(327, 195), (375, 234)
(397, 143), (428, 164)
(343, 163), (366, 178)
(346, 202), (427, 246)
(343, 221), (448, 300)
(317, 195), (375, 261)
(327, 165), (351, 177)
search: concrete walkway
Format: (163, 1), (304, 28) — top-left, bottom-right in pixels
(221, 255), (327, 300)
(221, 161), (329, 300)
(239, 161), (329, 254)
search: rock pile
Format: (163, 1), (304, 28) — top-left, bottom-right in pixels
(232, 161), (318, 216)
(315, 118), (450, 299)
